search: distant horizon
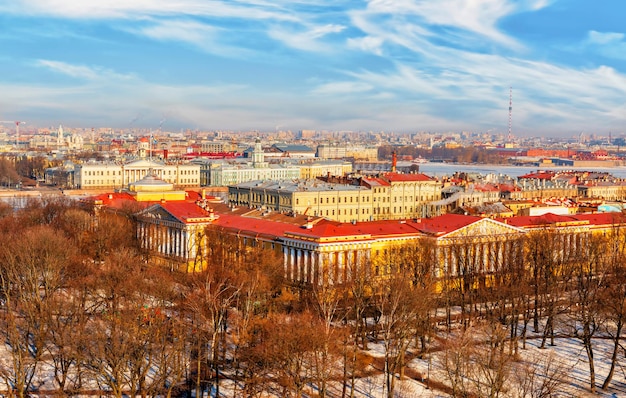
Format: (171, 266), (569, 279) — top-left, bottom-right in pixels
(1, 1), (625, 136)
(2, 123), (625, 142)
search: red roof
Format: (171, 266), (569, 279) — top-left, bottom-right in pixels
(473, 183), (499, 192)
(87, 192), (148, 210)
(502, 213), (572, 227)
(159, 202), (214, 223)
(383, 172), (434, 182)
(412, 214), (482, 235)
(498, 183), (521, 192)
(362, 177), (390, 187)
(294, 219), (422, 240)
(500, 212), (626, 228)
(87, 190), (216, 212)
(518, 171), (555, 180)
(214, 213), (302, 238)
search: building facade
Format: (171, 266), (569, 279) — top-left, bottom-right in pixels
(74, 159), (201, 189)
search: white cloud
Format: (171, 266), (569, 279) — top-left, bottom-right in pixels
(583, 31), (626, 61)
(587, 31), (625, 45)
(346, 36), (384, 55)
(35, 60), (134, 81)
(136, 19), (218, 45)
(357, 0), (541, 49)
(311, 81), (374, 96)
(268, 23), (346, 52)
(4, 0), (299, 22)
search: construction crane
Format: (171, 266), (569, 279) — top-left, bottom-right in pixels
(0, 121), (27, 148)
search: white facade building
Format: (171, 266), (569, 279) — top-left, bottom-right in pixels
(74, 159), (200, 189)
(194, 139), (301, 186)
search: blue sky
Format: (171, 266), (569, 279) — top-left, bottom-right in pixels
(0, 0), (625, 137)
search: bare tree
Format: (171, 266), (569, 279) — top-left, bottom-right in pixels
(184, 271), (241, 398)
(525, 227), (570, 348)
(310, 278), (346, 398)
(512, 351), (569, 398)
(372, 263), (421, 398)
(0, 226), (75, 398)
(599, 224), (626, 390)
(565, 232), (607, 393)
(440, 324), (514, 398)
(82, 248), (151, 398)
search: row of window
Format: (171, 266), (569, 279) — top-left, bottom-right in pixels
(85, 169), (199, 176)
(314, 208), (370, 217)
(83, 178), (197, 186)
(85, 170), (121, 176)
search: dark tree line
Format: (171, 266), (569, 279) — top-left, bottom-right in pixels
(378, 145), (509, 164)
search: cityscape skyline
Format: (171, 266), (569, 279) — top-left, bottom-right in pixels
(1, 0), (625, 136)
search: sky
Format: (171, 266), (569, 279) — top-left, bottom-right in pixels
(0, 0), (625, 137)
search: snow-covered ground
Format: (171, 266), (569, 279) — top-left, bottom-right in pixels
(3, 322), (625, 397)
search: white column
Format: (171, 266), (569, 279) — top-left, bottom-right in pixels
(289, 248), (296, 281)
(337, 251), (344, 284)
(322, 252), (331, 286)
(283, 247), (289, 279)
(295, 249), (302, 282)
(182, 230), (188, 260)
(177, 229), (181, 259)
(346, 250), (354, 282)
(304, 250), (310, 283)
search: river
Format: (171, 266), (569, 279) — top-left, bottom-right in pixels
(416, 162), (626, 179)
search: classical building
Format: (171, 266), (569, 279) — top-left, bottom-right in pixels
(74, 159), (200, 189)
(92, 172), (626, 286)
(228, 171), (443, 222)
(228, 179), (374, 222)
(361, 173), (442, 220)
(89, 172), (220, 272)
(298, 160), (353, 179)
(316, 144), (378, 161)
(193, 139), (301, 187)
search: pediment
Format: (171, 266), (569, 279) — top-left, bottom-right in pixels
(138, 205), (181, 223)
(125, 159), (164, 168)
(442, 218), (524, 239)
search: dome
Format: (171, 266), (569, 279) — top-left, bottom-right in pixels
(128, 170), (174, 192)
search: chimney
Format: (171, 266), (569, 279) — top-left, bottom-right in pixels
(391, 151), (397, 173)
(304, 216), (314, 229)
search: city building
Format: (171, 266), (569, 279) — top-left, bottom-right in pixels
(228, 170), (443, 222)
(89, 172), (221, 272)
(298, 160), (353, 179)
(361, 172), (442, 220)
(228, 179), (374, 223)
(74, 159), (200, 189)
(193, 139), (301, 187)
(316, 144), (378, 161)
(91, 173), (626, 288)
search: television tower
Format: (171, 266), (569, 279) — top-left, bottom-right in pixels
(508, 87), (513, 139)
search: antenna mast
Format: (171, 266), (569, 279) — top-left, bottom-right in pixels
(508, 87), (513, 139)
